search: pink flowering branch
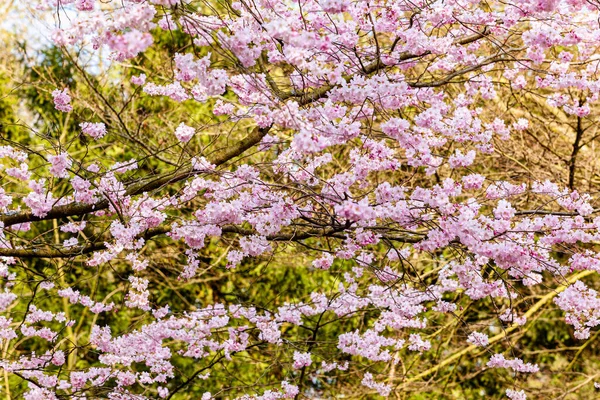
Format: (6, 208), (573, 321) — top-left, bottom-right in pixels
(0, 125), (271, 228)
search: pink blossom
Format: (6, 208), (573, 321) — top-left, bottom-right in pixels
(506, 389), (527, 400)
(449, 149), (476, 168)
(361, 372), (391, 397)
(60, 221), (87, 233)
(48, 152), (72, 178)
(281, 381), (299, 398)
(174, 123), (196, 143)
(487, 354), (539, 373)
(131, 74), (147, 85)
(52, 89), (72, 112)
(75, 0), (94, 11)
(106, 30), (153, 61)
(24, 180), (54, 217)
(408, 334), (432, 352)
(292, 351), (311, 369)
(467, 332), (489, 347)
(80, 122), (107, 139)
(63, 238), (78, 248)
(0, 291), (16, 312)
(313, 253), (334, 270)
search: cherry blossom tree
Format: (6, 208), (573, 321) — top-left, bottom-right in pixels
(2, 0), (600, 398)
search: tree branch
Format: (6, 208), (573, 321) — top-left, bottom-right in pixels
(0, 126), (271, 228)
(0, 224), (422, 258)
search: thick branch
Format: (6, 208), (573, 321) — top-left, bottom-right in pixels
(568, 113), (584, 189)
(0, 224), (422, 258)
(0, 126), (271, 228)
(282, 28), (491, 106)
